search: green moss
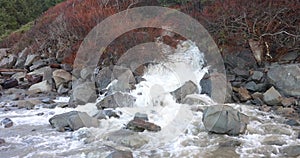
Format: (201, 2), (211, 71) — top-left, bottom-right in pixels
(0, 21), (34, 42)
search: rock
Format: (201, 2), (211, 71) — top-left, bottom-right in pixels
(109, 66), (136, 93)
(236, 87), (252, 102)
(281, 97), (296, 107)
(134, 112), (148, 121)
(61, 63), (73, 72)
(219, 140), (241, 147)
(182, 94), (214, 105)
(263, 86), (282, 106)
(71, 82), (97, 105)
(25, 74), (43, 84)
(280, 145), (300, 157)
(57, 84), (69, 94)
(284, 119), (300, 126)
(200, 73), (211, 96)
(49, 111), (99, 132)
(80, 67), (94, 80)
(259, 105), (271, 112)
(249, 39), (263, 64)
(94, 109), (121, 119)
(0, 138), (5, 145)
(1, 118), (13, 128)
(126, 118), (161, 132)
(263, 136), (286, 146)
(233, 68), (249, 78)
(251, 71), (264, 81)
(267, 64), (300, 97)
(202, 105), (249, 135)
(0, 48), (8, 60)
(0, 54), (17, 68)
(25, 54), (39, 67)
(52, 69), (72, 88)
(28, 80), (52, 93)
(244, 81), (258, 92)
(171, 80), (198, 103)
(96, 92), (135, 109)
(106, 150), (133, 158)
(14, 100), (35, 109)
(94, 67), (112, 91)
(1, 78), (18, 89)
(105, 129), (149, 148)
(298, 132), (300, 139)
(29, 60), (47, 71)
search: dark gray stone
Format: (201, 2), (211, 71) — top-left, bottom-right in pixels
(96, 92), (135, 109)
(0, 54), (17, 68)
(202, 105), (249, 135)
(267, 64), (300, 97)
(71, 82), (97, 105)
(1, 118), (13, 128)
(49, 111), (99, 132)
(263, 87), (282, 106)
(0, 138), (5, 145)
(251, 71), (264, 81)
(134, 112), (148, 121)
(200, 73), (212, 96)
(284, 119), (300, 126)
(280, 145), (300, 157)
(126, 119), (161, 132)
(171, 80), (198, 103)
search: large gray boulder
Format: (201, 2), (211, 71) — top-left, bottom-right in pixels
(171, 80), (198, 103)
(49, 111), (99, 132)
(71, 82), (97, 105)
(96, 92), (136, 109)
(202, 105), (249, 135)
(267, 64), (300, 97)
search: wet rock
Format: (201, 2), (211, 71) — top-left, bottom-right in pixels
(126, 118), (161, 132)
(171, 80), (198, 103)
(200, 73), (211, 96)
(0, 138), (5, 145)
(52, 69), (72, 88)
(298, 132), (300, 139)
(182, 94), (213, 105)
(263, 86), (282, 106)
(1, 118), (13, 128)
(219, 140), (241, 147)
(262, 136), (286, 146)
(0, 54), (17, 68)
(134, 112), (148, 121)
(281, 97), (296, 107)
(106, 150), (133, 158)
(29, 60), (47, 71)
(28, 80), (52, 93)
(14, 100), (35, 109)
(94, 109), (121, 119)
(105, 129), (149, 148)
(276, 107), (295, 117)
(49, 111), (99, 132)
(284, 119), (300, 126)
(202, 105), (249, 135)
(108, 66), (136, 93)
(267, 64), (300, 97)
(25, 74), (43, 84)
(96, 92), (135, 109)
(41, 98), (54, 104)
(71, 82), (97, 105)
(280, 145), (300, 157)
(1, 78), (18, 89)
(251, 71), (264, 81)
(57, 84), (69, 94)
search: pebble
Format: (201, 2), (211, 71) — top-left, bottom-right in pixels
(1, 118), (14, 128)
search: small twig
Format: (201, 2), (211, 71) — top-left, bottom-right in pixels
(260, 31), (300, 38)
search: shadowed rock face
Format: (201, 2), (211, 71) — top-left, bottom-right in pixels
(202, 105), (249, 135)
(171, 80), (198, 103)
(267, 64), (300, 97)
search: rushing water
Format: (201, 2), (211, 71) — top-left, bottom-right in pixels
(1, 41), (300, 158)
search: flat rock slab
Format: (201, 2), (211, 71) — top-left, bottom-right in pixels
(49, 111), (99, 132)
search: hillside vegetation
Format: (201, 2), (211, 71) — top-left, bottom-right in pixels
(0, 0), (299, 65)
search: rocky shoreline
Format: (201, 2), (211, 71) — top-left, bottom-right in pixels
(0, 46), (300, 157)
